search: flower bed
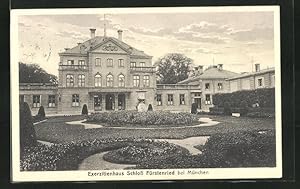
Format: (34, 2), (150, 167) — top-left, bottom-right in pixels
(20, 138), (185, 171)
(86, 111), (198, 126)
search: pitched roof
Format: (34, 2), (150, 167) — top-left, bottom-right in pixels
(178, 66), (238, 84)
(226, 67), (275, 81)
(59, 36), (152, 58)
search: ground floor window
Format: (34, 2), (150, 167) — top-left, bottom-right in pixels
(94, 94), (102, 111)
(205, 94), (211, 105)
(167, 94), (174, 105)
(48, 95), (56, 107)
(33, 95), (41, 108)
(179, 94), (185, 105)
(156, 94), (162, 106)
(72, 94), (80, 107)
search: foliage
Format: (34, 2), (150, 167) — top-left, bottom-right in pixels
(19, 62), (58, 84)
(155, 53), (194, 84)
(147, 104), (153, 111)
(213, 88), (275, 108)
(191, 103), (198, 114)
(37, 106), (45, 118)
(20, 102), (37, 154)
(81, 104), (88, 115)
(87, 111), (198, 126)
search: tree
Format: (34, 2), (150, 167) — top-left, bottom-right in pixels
(155, 53), (194, 84)
(19, 62), (58, 84)
(82, 104), (88, 115)
(191, 103), (198, 114)
(37, 106), (45, 118)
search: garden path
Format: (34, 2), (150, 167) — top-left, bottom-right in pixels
(65, 117), (219, 130)
(78, 152), (135, 170)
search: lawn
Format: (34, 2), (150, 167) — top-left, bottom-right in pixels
(34, 115), (275, 143)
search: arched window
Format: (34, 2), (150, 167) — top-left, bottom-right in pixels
(106, 74), (114, 87)
(118, 74), (125, 87)
(94, 74), (102, 87)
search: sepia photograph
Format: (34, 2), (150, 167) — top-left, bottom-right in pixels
(11, 6), (281, 181)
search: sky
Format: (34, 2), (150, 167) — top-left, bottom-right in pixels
(18, 9), (276, 76)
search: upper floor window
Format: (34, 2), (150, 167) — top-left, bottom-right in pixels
(118, 74), (125, 87)
(78, 74), (85, 87)
(257, 77), (264, 87)
(143, 75), (150, 87)
(133, 75), (140, 87)
(72, 94), (80, 107)
(66, 74), (74, 87)
(33, 95), (41, 108)
(218, 83), (223, 90)
(48, 95), (56, 107)
(140, 62), (145, 67)
(205, 83), (210, 90)
(167, 94), (174, 105)
(205, 94), (211, 105)
(179, 94), (185, 105)
(95, 74), (102, 87)
(118, 59), (124, 67)
(67, 60), (74, 65)
(95, 58), (101, 67)
(130, 62), (136, 67)
(78, 60), (85, 66)
(107, 58), (113, 67)
(106, 74), (114, 87)
(157, 94), (162, 106)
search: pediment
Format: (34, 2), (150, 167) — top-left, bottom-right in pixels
(91, 39), (128, 54)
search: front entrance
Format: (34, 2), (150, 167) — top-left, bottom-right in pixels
(118, 94), (126, 110)
(94, 94), (102, 111)
(194, 98), (201, 109)
(105, 94), (115, 110)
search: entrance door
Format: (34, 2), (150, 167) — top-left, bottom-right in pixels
(105, 94), (115, 110)
(194, 98), (201, 109)
(118, 94), (126, 110)
(94, 95), (102, 111)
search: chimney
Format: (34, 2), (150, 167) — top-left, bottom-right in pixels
(218, 64), (223, 70)
(118, 30), (123, 41)
(90, 28), (96, 39)
(255, 63), (260, 72)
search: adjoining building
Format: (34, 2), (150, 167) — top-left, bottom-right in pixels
(19, 29), (275, 115)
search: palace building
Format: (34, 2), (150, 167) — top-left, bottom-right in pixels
(19, 29), (275, 115)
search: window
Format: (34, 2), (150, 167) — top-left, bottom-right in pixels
(257, 78), (264, 87)
(167, 94), (174, 105)
(205, 83), (210, 90)
(133, 75), (140, 87)
(95, 58), (101, 67)
(157, 94), (162, 106)
(19, 95), (25, 103)
(140, 62), (145, 67)
(94, 74), (102, 87)
(72, 94), (80, 107)
(218, 83), (223, 90)
(143, 75), (150, 87)
(107, 58), (113, 67)
(205, 94), (211, 105)
(67, 60), (74, 65)
(78, 74), (85, 87)
(179, 94), (185, 105)
(106, 74), (114, 87)
(194, 92), (201, 97)
(118, 74), (125, 87)
(48, 95), (56, 107)
(66, 74), (74, 87)
(130, 62), (136, 67)
(78, 60), (85, 66)
(33, 95), (41, 108)
(118, 59), (124, 67)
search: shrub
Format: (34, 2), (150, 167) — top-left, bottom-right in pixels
(81, 104), (88, 115)
(223, 102), (232, 115)
(37, 106), (45, 118)
(191, 103), (198, 114)
(147, 104), (153, 111)
(87, 111), (198, 126)
(20, 102), (37, 154)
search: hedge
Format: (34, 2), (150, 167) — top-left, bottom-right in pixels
(213, 88), (275, 108)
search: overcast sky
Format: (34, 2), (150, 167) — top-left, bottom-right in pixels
(18, 10), (275, 76)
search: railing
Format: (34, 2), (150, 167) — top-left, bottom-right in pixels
(156, 84), (200, 90)
(59, 64), (88, 71)
(130, 66), (155, 73)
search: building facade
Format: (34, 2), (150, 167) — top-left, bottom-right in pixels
(19, 29), (275, 115)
